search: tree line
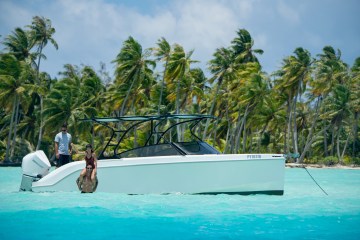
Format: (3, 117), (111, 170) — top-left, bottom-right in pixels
(0, 16), (359, 165)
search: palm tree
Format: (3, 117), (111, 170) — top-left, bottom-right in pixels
(0, 54), (32, 162)
(350, 57), (360, 157)
(113, 36), (155, 116)
(28, 16), (58, 74)
(203, 29), (263, 140)
(165, 44), (197, 140)
(203, 47), (236, 139)
(151, 37), (171, 115)
(251, 89), (286, 153)
(44, 65), (100, 145)
(235, 63), (270, 153)
(2, 27), (36, 63)
(314, 46), (347, 157)
(321, 84), (352, 162)
(231, 29), (264, 63)
(187, 68), (207, 114)
(80, 66), (106, 107)
(27, 16), (58, 150)
(274, 47), (312, 161)
(166, 44), (197, 113)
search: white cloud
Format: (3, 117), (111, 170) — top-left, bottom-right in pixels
(49, 0), (254, 74)
(1, 0), (359, 77)
(175, 0), (237, 48)
(130, 11), (177, 46)
(0, 1), (33, 29)
(276, 0), (300, 25)
(228, 0), (254, 19)
(0, 0), (259, 75)
(253, 33), (268, 49)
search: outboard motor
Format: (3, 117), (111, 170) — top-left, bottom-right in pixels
(20, 150), (51, 191)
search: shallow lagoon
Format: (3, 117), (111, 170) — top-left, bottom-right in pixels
(0, 167), (359, 239)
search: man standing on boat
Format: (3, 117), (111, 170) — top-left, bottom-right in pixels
(54, 123), (72, 167)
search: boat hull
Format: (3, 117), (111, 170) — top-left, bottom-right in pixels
(31, 154), (285, 195)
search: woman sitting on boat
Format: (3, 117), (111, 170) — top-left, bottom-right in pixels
(76, 144), (98, 193)
(82, 144), (97, 176)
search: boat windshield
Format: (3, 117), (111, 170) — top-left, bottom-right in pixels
(120, 143), (182, 158)
(119, 141), (220, 158)
(172, 141), (220, 155)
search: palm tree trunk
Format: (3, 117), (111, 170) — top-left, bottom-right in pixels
(36, 43), (44, 74)
(131, 101), (138, 148)
(203, 77), (222, 139)
(152, 72), (163, 139)
(175, 77), (181, 142)
(242, 117), (248, 153)
(341, 131), (351, 162)
(292, 92), (299, 158)
(229, 122), (235, 153)
(249, 130), (253, 153)
(212, 118), (219, 147)
(300, 124), (331, 163)
(257, 129), (260, 152)
(223, 127), (230, 153)
(5, 97), (17, 162)
(158, 60), (168, 115)
(298, 97), (321, 163)
(10, 98), (20, 158)
(235, 104), (250, 153)
(117, 88), (133, 142)
(120, 72), (138, 116)
(323, 120), (328, 157)
(330, 126), (336, 156)
(336, 128), (341, 162)
(286, 98), (292, 154)
(234, 115), (244, 153)
(175, 78), (180, 114)
(223, 106), (231, 153)
(353, 112), (359, 157)
(35, 43), (44, 150)
(36, 95), (44, 150)
(157, 79), (164, 115)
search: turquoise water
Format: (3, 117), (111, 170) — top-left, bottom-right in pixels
(0, 168), (359, 239)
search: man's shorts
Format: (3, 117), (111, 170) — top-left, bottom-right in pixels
(58, 154), (71, 167)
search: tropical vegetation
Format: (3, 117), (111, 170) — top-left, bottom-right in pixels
(0, 16), (359, 165)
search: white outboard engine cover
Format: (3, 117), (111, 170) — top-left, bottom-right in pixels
(20, 150), (51, 191)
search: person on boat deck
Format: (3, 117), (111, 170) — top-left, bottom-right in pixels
(77, 164), (97, 193)
(54, 123), (72, 168)
(79, 144), (97, 181)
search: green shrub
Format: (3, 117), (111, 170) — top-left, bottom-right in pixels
(353, 157), (360, 166)
(304, 157), (320, 164)
(320, 156), (339, 166)
(347, 157), (360, 166)
(343, 155), (352, 165)
(342, 156), (360, 166)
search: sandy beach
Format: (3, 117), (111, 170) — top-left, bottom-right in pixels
(286, 163), (360, 170)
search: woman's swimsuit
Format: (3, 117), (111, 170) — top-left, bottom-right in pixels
(85, 155), (96, 169)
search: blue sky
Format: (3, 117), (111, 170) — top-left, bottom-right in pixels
(0, 0), (359, 78)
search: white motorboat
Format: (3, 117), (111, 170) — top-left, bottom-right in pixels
(20, 114), (285, 195)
